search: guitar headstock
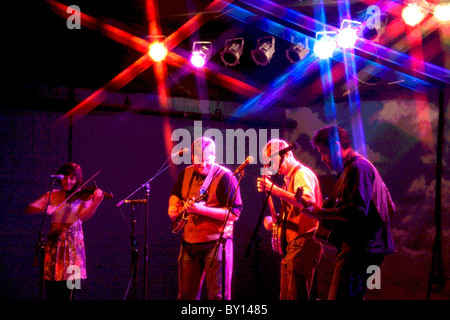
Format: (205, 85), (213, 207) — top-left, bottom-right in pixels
(104, 191), (114, 200)
(200, 191), (209, 202)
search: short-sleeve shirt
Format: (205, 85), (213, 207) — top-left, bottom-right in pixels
(281, 162), (322, 243)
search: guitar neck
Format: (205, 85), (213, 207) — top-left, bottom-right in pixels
(267, 194), (277, 220)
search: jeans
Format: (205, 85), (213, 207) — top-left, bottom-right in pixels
(178, 239), (233, 300)
(280, 234), (323, 300)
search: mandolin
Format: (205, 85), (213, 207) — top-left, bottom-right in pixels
(172, 192), (209, 234)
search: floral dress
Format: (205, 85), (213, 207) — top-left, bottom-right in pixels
(43, 191), (87, 281)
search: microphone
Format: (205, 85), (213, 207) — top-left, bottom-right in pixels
(50, 174), (64, 180)
(171, 148), (189, 157)
(233, 156), (254, 175)
(268, 142), (299, 158)
(124, 199), (147, 204)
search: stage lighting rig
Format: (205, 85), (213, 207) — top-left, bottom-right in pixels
(147, 35), (167, 62)
(314, 31), (338, 59)
(434, 2), (450, 22)
(220, 38), (244, 67)
(149, 42), (167, 62)
(251, 36), (275, 66)
(337, 19), (362, 49)
(402, 1), (429, 26)
(286, 38), (310, 63)
(190, 41), (212, 68)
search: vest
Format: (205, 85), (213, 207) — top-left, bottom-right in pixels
(181, 165), (235, 243)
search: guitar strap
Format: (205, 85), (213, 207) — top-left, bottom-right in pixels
(279, 164), (301, 216)
(184, 164), (218, 200)
(200, 163), (218, 196)
(279, 164), (301, 248)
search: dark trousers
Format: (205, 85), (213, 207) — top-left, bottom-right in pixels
(328, 246), (385, 300)
(178, 239), (233, 300)
(280, 234), (323, 300)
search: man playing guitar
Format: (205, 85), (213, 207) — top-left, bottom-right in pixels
(257, 139), (323, 300)
(301, 126), (396, 300)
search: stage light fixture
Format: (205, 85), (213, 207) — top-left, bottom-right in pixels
(286, 38), (310, 63)
(220, 38), (244, 67)
(147, 35), (167, 62)
(434, 3), (450, 22)
(190, 41), (212, 68)
(337, 19), (362, 49)
(251, 36), (275, 66)
(148, 42), (167, 62)
(402, 2), (427, 26)
(313, 31), (338, 59)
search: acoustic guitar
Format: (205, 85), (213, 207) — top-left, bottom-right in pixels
(313, 197), (338, 246)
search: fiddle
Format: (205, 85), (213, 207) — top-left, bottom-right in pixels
(66, 185), (114, 202)
(51, 170), (112, 212)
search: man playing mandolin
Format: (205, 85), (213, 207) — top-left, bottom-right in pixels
(257, 139), (322, 300)
(168, 137), (243, 300)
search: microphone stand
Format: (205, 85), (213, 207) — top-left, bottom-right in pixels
(116, 156), (175, 300)
(210, 170), (244, 300)
(124, 203), (141, 300)
(33, 178), (57, 300)
(130, 203), (139, 300)
(244, 158), (283, 298)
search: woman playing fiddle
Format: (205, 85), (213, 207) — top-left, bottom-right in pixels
(25, 162), (104, 300)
